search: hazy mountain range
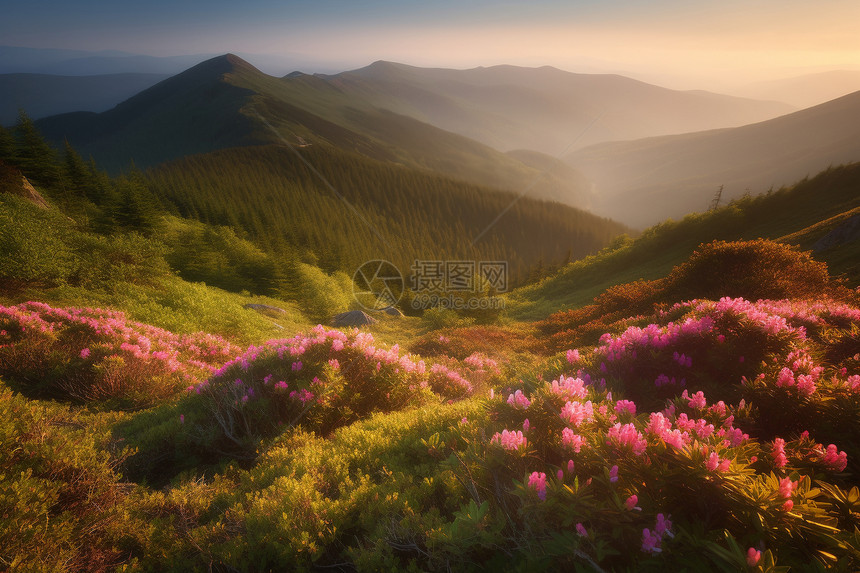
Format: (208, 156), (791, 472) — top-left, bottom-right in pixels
(566, 90), (860, 227)
(34, 55), (595, 207)
(0, 73), (169, 125)
(7, 51), (860, 229)
(733, 70), (860, 109)
(321, 61), (793, 155)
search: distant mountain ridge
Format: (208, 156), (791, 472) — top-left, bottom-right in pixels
(734, 70), (860, 109)
(566, 90), (860, 227)
(0, 73), (169, 125)
(319, 60), (794, 155)
(36, 54), (593, 208)
(0, 46), (212, 75)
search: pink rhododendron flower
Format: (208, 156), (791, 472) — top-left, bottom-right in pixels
(821, 444), (848, 472)
(686, 390), (707, 410)
(641, 528), (661, 554)
(778, 477), (796, 499)
(746, 548), (761, 566)
(562, 427), (586, 452)
(550, 375), (588, 401)
(625, 494), (641, 511)
(607, 423), (647, 456)
(772, 438), (787, 468)
(491, 429), (528, 451)
(528, 471), (547, 500)
(79, 348), (90, 359)
(576, 523), (588, 537)
(507, 389), (531, 409)
(615, 399), (637, 416)
(561, 400), (594, 426)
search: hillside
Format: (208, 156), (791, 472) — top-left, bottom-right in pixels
(5, 100), (860, 571)
(734, 69), (860, 108)
(321, 60), (793, 155)
(146, 144), (627, 284)
(0, 72), (169, 125)
(508, 162), (860, 319)
(3, 167), (860, 570)
(567, 90), (860, 227)
(35, 54), (591, 208)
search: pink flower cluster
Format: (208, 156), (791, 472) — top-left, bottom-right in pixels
(507, 389), (531, 410)
(778, 477), (797, 511)
(561, 427), (586, 452)
(549, 375), (588, 401)
(463, 352), (501, 375)
(560, 400), (594, 427)
(705, 451), (731, 473)
(614, 399), (637, 416)
(0, 302), (240, 396)
(528, 471), (547, 500)
(606, 423), (647, 456)
(641, 514), (673, 554)
(491, 429), (528, 451)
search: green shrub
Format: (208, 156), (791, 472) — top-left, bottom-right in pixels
(0, 382), (140, 571)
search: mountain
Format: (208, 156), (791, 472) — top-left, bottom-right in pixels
(36, 54), (590, 207)
(734, 70), (860, 109)
(509, 161), (860, 319)
(146, 144), (628, 284)
(566, 90), (860, 228)
(319, 61), (794, 155)
(0, 73), (169, 125)
(0, 46), (212, 75)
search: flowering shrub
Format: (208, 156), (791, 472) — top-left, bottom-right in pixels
(410, 294), (860, 571)
(5, 239), (860, 571)
(174, 326), (476, 460)
(0, 302), (240, 408)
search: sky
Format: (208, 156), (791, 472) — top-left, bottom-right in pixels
(3, 0), (860, 89)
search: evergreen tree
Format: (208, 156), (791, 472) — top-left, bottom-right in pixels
(63, 140), (92, 199)
(13, 110), (62, 190)
(0, 124), (16, 164)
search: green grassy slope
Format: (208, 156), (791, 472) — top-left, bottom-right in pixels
(567, 90), (860, 227)
(146, 144), (628, 285)
(508, 162), (860, 319)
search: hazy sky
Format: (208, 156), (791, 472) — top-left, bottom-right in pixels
(4, 0), (860, 88)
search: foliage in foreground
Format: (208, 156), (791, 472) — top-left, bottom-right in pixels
(0, 301), (241, 409)
(3, 288), (860, 571)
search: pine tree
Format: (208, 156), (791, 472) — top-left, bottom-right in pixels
(0, 124), (16, 164)
(63, 140), (91, 199)
(14, 110), (62, 189)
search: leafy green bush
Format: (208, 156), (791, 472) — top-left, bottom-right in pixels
(0, 382), (140, 571)
(162, 216), (282, 295)
(283, 262), (353, 322)
(0, 194), (79, 287)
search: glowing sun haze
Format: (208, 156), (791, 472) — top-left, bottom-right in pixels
(3, 0), (859, 89)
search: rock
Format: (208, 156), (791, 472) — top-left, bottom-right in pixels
(332, 310), (378, 327)
(813, 214), (860, 253)
(0, 160), (50, 209)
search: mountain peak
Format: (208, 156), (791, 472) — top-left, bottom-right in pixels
(181, 53), (259, 78)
